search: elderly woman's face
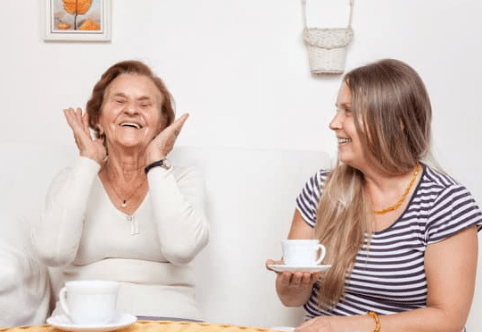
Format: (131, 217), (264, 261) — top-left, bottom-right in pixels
(98, 73), (164, 150)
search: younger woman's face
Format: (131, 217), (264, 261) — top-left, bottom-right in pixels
(329, 82), (368, 170)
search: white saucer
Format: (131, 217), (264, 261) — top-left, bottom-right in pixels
(268, 264), (331, 273)
(47, 313), (137, 332)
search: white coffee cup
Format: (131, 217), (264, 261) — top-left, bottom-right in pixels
(282, 239), (326, 266)
(59, 280), (120, 325)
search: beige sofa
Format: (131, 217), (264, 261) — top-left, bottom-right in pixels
(2, 142), (481, 330)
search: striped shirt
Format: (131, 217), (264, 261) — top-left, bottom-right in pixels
(296, 163), (482, 320)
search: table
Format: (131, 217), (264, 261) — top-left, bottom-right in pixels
(0, 320), (283, 332)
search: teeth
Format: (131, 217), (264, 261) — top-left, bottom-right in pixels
(338, 138), (352, 144)
(120, 123), (141, 129)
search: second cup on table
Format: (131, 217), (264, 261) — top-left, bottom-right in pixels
(282, 239), (326, 266)
(59, 280), (120, 325)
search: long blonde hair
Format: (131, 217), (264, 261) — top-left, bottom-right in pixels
(314, 59), (432, 308)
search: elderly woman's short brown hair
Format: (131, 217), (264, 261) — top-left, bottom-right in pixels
(86, 60), (175, 140)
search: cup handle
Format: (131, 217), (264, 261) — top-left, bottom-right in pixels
(315, 244), (326, 265)
(59, 287), (71, 318)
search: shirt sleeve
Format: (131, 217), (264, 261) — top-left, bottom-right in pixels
(147, 165), (210, 265)
(425, 183), (482, 245)
(31, 156), (100, 267)
(295, 170), (326, 228)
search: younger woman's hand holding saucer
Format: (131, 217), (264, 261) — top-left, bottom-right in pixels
(266, 258), (320, 307)
(267, 259), (320, 286)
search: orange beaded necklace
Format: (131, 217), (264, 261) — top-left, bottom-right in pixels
(373, 164), (420, 215)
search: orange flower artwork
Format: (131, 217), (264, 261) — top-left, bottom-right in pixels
(54, 0), (101, 31)
(79, 19), (100, 30)
(62, 0), (92, 15)
(63, 0), (92, 30)
(46, 0), (110, 41)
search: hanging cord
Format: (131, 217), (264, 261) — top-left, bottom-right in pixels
(301, 0), (354, 30)
(348, 0), (354, 28)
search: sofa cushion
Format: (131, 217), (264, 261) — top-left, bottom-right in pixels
(0, 212), (51, 327)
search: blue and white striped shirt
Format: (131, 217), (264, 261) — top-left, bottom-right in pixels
(296, 164), (482, 321)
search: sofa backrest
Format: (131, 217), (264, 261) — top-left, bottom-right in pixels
(0, 143), (68, 327)
(3, 142), (480, 330)
(169, 147), (332, 327)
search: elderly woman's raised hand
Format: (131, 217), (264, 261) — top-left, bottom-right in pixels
(144, 113), (189, 165)
(64, 107), (107, 165)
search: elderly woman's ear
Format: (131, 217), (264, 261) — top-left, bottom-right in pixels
(95, 124), (105, 137)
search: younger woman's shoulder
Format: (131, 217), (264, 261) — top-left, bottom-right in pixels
(313, 168), (331, 187)
(300, 169), (331, 197)
(419, 164), (482, 243)
(318, 168), (330, 178)
(421, 164), (460, 189)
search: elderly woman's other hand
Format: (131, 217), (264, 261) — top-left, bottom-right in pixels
(144, 113), (189, 165)
(64, 107), (107, 165)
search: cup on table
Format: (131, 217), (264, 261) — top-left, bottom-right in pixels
(59, 280), (120, 325)
(282, 239), (326, 266)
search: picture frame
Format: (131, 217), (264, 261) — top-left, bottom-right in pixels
(43, 0), (111, 41)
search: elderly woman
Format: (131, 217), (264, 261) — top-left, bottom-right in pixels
(267, 59), (482, 332)
(32, 60), (209, 321)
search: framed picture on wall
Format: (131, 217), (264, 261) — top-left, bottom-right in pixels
(43, 0), (111, 41)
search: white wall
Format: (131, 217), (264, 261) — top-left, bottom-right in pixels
(1, 0), (482, 328)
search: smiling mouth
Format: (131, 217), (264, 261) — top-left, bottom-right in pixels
(120, 123), (142, 129)
(338, 138), (352, 144)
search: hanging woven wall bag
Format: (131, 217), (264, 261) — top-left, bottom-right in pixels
(302, 0), (354, 74)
